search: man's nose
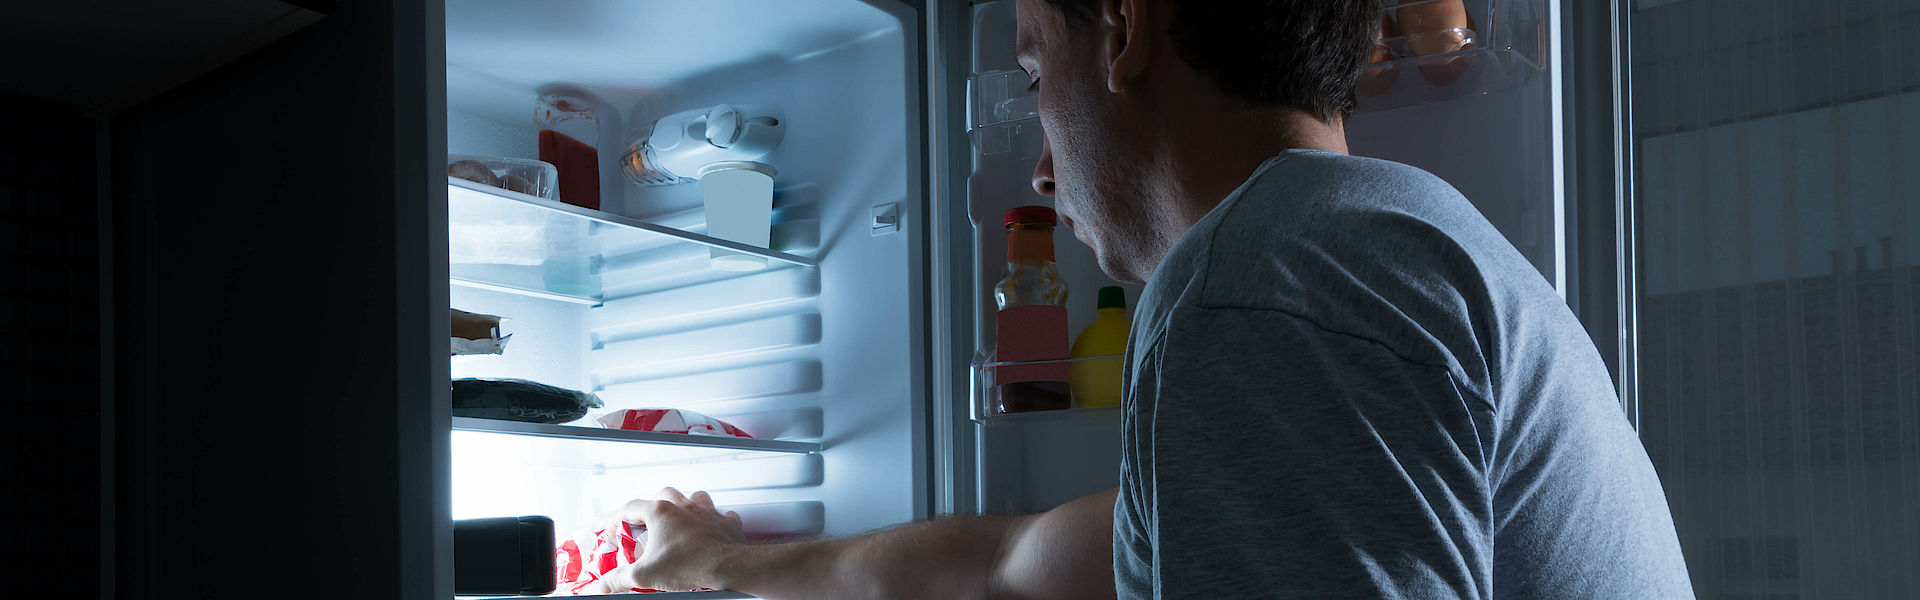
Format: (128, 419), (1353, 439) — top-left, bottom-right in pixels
(1031, 135), (1056, 197)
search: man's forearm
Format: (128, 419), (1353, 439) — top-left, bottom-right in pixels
(713, 514), (1030, 600)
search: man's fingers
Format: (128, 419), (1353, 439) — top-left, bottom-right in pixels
(689, 490), (716, 509)
(655, 487), (690, 505)
(609, 560), (677, 594)
(598, 565), (635, 594)
(622, 498), (674, 524)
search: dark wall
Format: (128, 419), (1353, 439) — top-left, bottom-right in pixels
(107, 0), (446, 597)
(1630, 0), (1920, 137)
(1639, 265), (1920, 596)
(0, 91), (102, 599)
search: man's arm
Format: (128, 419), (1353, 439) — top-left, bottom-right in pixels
(607, 487), (1118, 600)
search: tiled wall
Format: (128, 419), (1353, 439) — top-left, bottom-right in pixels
(0, 90), (101, 594)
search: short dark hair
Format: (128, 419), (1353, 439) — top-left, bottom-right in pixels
(1037, 0), (1380, 120)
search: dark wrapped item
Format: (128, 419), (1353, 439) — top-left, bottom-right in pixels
(452, 378), (603, 424)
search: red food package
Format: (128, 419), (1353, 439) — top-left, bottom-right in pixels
(595, 408), (753, 438)
(553, 516), (716, 595)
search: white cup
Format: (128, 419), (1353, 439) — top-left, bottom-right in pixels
(698, 161), (778, 271)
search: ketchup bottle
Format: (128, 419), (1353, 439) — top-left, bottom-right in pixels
(993, 206), (1071, 413)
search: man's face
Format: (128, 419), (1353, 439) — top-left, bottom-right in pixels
(1016, 0), (1159, 284)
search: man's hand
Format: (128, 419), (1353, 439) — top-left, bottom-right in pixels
(595, 487), (749, 593)
(592, 487), (1118, 600)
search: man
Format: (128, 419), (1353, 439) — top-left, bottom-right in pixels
(599, 0), (1694, 598)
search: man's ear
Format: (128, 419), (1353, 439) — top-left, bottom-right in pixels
(1104, 0), (1151, 94)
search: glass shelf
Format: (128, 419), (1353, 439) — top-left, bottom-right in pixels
(449, 178), (817, 304)
(452, 416), (821, 460)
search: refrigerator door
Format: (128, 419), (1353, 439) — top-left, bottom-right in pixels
(946, 0), (1563, 515)
(104, 1), (451, 598)
(954, 0), (1133, 515)
(1348, 0), (1563, 293)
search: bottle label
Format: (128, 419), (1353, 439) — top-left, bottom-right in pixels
(1005, 229), (1056, 262)
(995, 305), (1071, 384)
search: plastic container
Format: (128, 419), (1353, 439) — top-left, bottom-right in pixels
(446, 155), (559, 200)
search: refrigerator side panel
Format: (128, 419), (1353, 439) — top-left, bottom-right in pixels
(927, 0), (983, 518)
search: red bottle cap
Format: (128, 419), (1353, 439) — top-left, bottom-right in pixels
(1005, 206), (1057, 227)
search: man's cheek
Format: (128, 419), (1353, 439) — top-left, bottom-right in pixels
(1069, 225), (1094, 249)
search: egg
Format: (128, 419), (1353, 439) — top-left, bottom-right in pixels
(1397, 0), (1478, 85)
(1397, 0), (1471, 42)
(1358, 17), (1401, 97)
(1417, 57), (1472, 86)
(1371, 14), (1401, 64)
(1409, 28), (1472, 57)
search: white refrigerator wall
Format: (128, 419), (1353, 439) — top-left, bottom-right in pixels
(444, 0), (926, 540)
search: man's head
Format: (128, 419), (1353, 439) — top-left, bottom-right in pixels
(1016, 0), (1379, 283)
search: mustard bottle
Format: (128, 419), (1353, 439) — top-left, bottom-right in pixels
(1069, 286), (1131, 408)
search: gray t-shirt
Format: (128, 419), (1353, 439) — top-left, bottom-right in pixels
(1113, 150), (1693, 599)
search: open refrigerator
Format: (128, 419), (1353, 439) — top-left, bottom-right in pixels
(438, 0), (1559, 596)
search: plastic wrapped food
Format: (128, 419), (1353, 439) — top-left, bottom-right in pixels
(595, 408), (752, 438)
(450, 309), (509, 356)
(553, 515), (715, 595)
(446, 154), (559, 200)
(448, 159), (501, 187)
(451, 378), (602, 424)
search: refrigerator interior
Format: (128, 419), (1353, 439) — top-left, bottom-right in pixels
(960, 0), (1561, 515)
(441, 0), (928, 563)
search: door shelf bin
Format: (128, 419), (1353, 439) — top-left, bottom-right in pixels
(970, 354), (1125, 425)
(1355, 47), (1541, 112)
(967, 70), (1042, 158)
(449, 178), (817, 305)
(1357, 0), (1545, 112)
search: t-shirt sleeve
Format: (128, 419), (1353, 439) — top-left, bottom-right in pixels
(1134, 306), (1496, 599)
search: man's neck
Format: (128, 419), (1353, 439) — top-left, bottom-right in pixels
(1144, 100), (1347, 238)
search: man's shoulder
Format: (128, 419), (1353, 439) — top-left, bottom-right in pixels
(1138, 150), (1539, 376)
(1163, 151), (1484, 305)
(1221, 151), (1472, 236)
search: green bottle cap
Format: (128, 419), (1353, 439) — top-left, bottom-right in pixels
(1097, 286), (1126, 310)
